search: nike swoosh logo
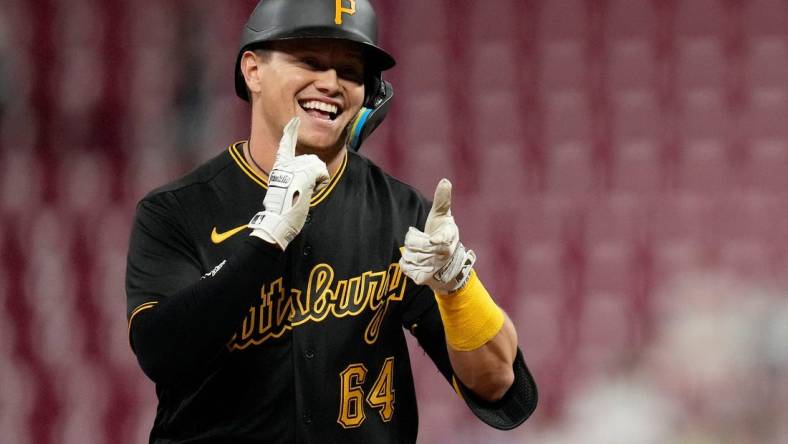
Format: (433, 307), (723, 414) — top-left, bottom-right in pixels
(211, 225), (249, 244)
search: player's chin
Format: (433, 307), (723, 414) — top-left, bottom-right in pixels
(298, 129), (348, 156)
(299, 117), (352, 149)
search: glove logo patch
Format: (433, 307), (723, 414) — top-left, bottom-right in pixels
(268, 171), (294, 188)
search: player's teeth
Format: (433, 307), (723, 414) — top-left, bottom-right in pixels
(301, 100), (338, 115)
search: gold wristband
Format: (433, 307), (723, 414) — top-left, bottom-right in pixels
(434, 270), (505, 351)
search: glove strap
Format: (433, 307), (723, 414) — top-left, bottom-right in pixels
(434, 243), (476, 293)
(248, 211), (297, 250)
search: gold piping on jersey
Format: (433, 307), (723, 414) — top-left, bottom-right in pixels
(229, 142), (268, 188)
(127, 301), (159, 336)
(228, 142), (348, 206)
(311, 151), (347, 205)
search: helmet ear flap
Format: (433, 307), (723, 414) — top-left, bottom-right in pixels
(363, 73), (386, 109)
(349, 78), (393, 152)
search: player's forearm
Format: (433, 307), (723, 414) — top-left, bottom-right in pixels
(131, 237), (284, 386)
(448, 314), (518, 402)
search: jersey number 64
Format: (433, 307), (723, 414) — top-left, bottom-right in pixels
(337, 357), (395, 428)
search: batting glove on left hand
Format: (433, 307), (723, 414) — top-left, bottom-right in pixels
(399, 178), (476, 294)
(248, 117), (330, 250)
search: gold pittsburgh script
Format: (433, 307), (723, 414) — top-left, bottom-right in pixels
(227, 262), (407, 350)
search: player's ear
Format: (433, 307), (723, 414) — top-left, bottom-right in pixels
(240, 50), (264, 97)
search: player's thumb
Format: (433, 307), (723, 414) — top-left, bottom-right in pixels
(429, 178), (452, 219)
(277, 117), (300, 161)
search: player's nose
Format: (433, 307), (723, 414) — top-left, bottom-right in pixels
(313, 68), (341, 95)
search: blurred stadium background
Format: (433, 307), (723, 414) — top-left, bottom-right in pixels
(2, 0), (788, 442)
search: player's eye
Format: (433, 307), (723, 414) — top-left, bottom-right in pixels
(301, 57), (323, 70)
(338, 66), (364, 84)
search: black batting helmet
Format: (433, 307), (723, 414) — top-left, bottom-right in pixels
(234, 0), (396, 103)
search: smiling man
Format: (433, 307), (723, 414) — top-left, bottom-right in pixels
(241, 38), (366, 176)
(125, 1), (537, 443)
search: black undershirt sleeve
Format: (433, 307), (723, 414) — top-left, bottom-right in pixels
(130, 237), (283, 387)
(401, 287), (538, 430)
(126, 194), (285, 387)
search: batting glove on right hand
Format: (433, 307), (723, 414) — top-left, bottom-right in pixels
(249, 117), (330, 250)
(399, 179), (476, 294)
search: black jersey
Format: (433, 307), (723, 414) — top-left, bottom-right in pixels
(126, 142), (537, 443)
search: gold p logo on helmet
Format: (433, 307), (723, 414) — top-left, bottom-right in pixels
(335, 0), (356, 25)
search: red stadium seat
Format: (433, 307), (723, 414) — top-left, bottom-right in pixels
(675, 140), (733, 195)
(397, 43), (450, 94)
(584, 239), (637, 298)
(744, 0), (788, 38)
(745, 38), (788, 94)
(468, 41), (519, 94)
(470, 93), (525, 149)
(544, 142), (598, 196)
(396, 0), (448, 45)
(538, 40), (587, 95)
(55, 363), (111, 444)
(611, 141), (664, 194)
(607, 39), (658, 93)
(399, 90), (452, 149)
(650, 238), (707, 287)
(542, 92), (597, 196)
(609, 91), (665, 193)
(467, 0), (521, 42)
(710, 191), (781, 244)
(742, 140), (788, 192)
(647, 192), (717, 282)
(28, 301), (87, 371)
(583, 192), (649, 245)
(58, 151), (113, 219)
(542, 93), (600, 195)
(543, 92), (591, 152)
(517, 241), (567, 299)
(574, 290), (634, 376)
(538, 0), (587, 42)
(124, 147), (180, 204)
(399, 141), (455, 198)
(606, 0), (657, 41)
(742, 91), (788, 146)
(647, 192), (715, 244)
(718, 239), (774, 282)
(675, 0), (726, 39)
(514, 194), (576, 246)
(675, 39), (726, 95)
(515, 292), (565, 366)
(0, 358), (36, 444)
(675, 91), (732, 194)
(0, 149), (42, 215)
(476, 142), (527, 205)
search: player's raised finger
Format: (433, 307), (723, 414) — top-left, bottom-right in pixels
(429, 178), (452, 218)
(276, 117), (300, 162)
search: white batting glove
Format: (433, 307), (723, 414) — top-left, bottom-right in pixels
(248, 117), (329, 250)
(399, 178), (476, 294)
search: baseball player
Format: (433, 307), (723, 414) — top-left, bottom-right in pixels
(126, 0), (537, 442)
